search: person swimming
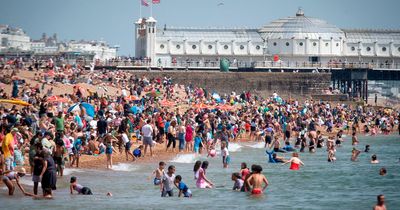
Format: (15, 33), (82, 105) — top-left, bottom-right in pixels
(371, 154), (379, 164)
(266, 150), (284, 163)
(70, 176), (93, 195)
(379, 167), (387, 176)
(282, 141), (296, 152)
(365, 145), (370, 153)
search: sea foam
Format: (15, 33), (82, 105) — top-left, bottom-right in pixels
(171, 154), (198, 164)
(246, 142), (265, 149)
(111, 163), (138, 172)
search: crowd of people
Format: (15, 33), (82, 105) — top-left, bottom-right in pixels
(0, 59), (397, 209)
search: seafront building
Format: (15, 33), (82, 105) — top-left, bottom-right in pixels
(135, 9), (400, 68)
(0, 25), (31, 52)
(0, 26), (116, 61)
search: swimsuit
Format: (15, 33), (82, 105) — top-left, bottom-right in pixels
(289, 162), (300, 170)
(251, 188), (263, 195)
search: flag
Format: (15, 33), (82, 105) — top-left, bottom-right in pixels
(152, 0), (160, 3)
(141, 0), (149, 7)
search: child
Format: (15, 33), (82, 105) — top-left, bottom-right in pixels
(105, 134), (117, 169)
(194, 133), (203, 154)
(160, 165), (176, 197)
(174, 175), (192, 197)
(221, 141), (230, 168)
(246, 165), (269, 195)
(70, 176), (93, 195)
(351, 148), (361, 161)
(351, 132), (359, 146)
(122, 132), (135, 161)
(240, 162), (250, 181)
(152, 161), (165, 185)
(231, 173), (244, 191)
(207, 144), (216, 158)
(133, 145), (144, 161)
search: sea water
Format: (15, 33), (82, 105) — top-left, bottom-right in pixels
(1, 135), (399, 209)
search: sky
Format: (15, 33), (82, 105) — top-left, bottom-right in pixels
(1, 0), (400, 56)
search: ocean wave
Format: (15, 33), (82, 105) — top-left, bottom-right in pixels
(170, 154), (198, 164)
(63, 168), (85, 176)
(246, 142), (265, 149)
(111, 163), (138, 172)
(227, 143), (242, 152)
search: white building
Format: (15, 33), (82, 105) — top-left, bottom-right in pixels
(135, 8), (400, 67)
(66, 40), (117, 61)
(0, 25), (31, 52)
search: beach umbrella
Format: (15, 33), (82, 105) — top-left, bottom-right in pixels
(68, 102), (95, 117)
(81, 102), (95, 117)
(0, 99), (31, 106)
(68, 103), (80, 113)
(193, 103), (211, 109)
(216, 104), (234, 111)
(47, 95), (69, 103)
(160, 99), (176, 107)
(130, 106), (143, 114)
(125, 95), (140, 101)
(146, 90), (161, 97)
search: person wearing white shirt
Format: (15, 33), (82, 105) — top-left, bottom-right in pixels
(141, 119), (154, 157)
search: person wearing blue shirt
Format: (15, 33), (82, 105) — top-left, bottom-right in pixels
(174, 175), (192, 197)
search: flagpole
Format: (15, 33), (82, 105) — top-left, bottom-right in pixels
(150, 1), (153, 17)
(139, 0), (142, 18)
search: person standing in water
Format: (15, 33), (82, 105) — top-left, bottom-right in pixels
(160, 165), (176, 197)
(373, 194), (387, 210)
(245, 164), (268, 195)
(351, 132), (359, 146)
(174, 175), (192, 197)
(351, 148), (361, 161)
(282, 152), (304, 170)
(151, 161), (165, 185)
(105, 134), (117, 169)
(221, 142), (230, 168)
(2, 168), (31, 196)
(196, 161), (214, 188)
(193, 160), (202, 180)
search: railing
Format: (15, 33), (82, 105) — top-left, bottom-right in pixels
(93, 60), (400, 70)
(5, 59), (400, 71)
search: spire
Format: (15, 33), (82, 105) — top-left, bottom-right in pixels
(296, 7), (304, 17)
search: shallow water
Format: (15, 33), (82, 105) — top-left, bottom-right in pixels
(1, 135), (399, 210)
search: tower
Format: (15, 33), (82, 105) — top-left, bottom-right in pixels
(134, 17), (157, 66)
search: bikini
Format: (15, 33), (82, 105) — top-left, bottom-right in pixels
(251, 188), (262, 195)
